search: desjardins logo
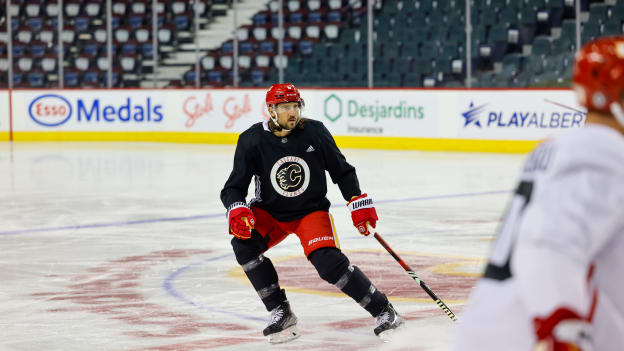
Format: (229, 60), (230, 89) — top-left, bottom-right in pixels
(323, 94), (424, 123)
(324, 94), (342, 122)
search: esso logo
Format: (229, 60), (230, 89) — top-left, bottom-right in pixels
(29, 94), (72, 127)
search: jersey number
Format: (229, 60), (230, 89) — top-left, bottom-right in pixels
(483, 180), (534, 281)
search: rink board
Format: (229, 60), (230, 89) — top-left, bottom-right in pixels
(0, 91), (8, 141)
(5, 89), (585, 152)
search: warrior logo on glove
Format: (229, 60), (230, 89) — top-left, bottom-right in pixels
(347, 193), (378, 236)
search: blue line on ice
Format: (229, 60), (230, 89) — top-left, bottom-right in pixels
(162, 253), (268, 323)
(163, 227), (472, 324)
(0, 189), (509, 236)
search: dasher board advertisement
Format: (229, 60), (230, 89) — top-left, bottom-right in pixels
(10, 89), (586, 143)
(455, 90), (585, 140)
(12, 90), (269, 133)
(310, 89), (437, 137)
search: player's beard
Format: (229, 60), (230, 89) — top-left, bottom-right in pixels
(269, 116), (305, 132)
(284, 116), (298, 130)
(275, 115), (299, 131)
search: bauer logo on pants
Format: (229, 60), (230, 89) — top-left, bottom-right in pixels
(270, 156), (310, 197)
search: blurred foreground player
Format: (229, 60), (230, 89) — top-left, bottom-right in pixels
(453, 36), (624, 350)
(220, 83), (403, 343)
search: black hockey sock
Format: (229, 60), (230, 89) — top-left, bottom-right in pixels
(308, 248), (388, 317)
(241, 254), (286, 311)
(232, 232), (287, 311)
(336, 265), (388, 317)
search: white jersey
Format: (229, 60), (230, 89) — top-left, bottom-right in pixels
(454, 124), (624, 350)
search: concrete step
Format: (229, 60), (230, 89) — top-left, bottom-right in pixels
(168, 0), (267, 54)
(163, 51), (210, 65)
(139, 79), (171, 88)
(155, 0), (268, 85)
(145, 66), (190, 81)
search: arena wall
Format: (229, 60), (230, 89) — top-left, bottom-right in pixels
(1, 88), (585, 153)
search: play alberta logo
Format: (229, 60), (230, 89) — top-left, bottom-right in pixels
(460, 98), (585, 130)
(461, 101), (488, 128)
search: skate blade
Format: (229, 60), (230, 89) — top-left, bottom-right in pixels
(268, 325), (300, 344)
(377, 329), (396, 343)
(377, 319), (405, 343)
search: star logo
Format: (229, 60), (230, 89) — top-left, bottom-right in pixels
(461, 101), (488, 128)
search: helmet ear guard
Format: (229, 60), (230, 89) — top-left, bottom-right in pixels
(610, 101), (624, 128)
(267, 103), (280, 129)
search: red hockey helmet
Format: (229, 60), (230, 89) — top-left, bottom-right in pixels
(265, 83), (302, 108)
(573, 36), (624, 114)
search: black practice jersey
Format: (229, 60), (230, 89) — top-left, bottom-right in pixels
(220, 119), (361, 222)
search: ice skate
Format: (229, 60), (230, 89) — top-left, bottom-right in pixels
(263, 301), (300, 344)
(374, 303), (404, 342)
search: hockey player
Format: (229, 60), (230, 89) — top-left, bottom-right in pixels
(220, 83), (404, 343)
(453, 36), (624, 350)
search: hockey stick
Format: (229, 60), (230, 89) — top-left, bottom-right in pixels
(373, 232), (458, 322)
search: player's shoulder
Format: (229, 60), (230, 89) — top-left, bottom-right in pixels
(552, 125), (624, 174)
(303, 118), (329, 133)
(304, 118), (324, 127)
(240, 122), (265, 137)
(237, 122), (265, 145)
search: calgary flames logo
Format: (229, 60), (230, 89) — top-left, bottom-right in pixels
(270, 156), (310, 197)
(276, 164), (302, 190)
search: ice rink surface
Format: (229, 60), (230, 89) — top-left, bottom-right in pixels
(0, 142), (527, 351)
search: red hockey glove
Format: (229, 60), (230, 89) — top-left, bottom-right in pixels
(227, 202), (256, 240)
(533, 308), (592, 351)
(347, 193), (378, 236)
